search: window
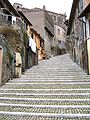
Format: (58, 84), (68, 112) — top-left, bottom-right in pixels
(8, 16), (12, 25)
(24, 23), (28, 30)
(40, 41), (44, 48)
(54, 16), (56, 21)
(89, 19), (90, 36)
(51, 15), (53, 19)
(3, 15), (6, 22)
(31, 33), (33, 39)
(8, 16), (12, 21)
(17, 6), (19, 8)
(58, 29), (60, 35)
(58, 40), (61, 44)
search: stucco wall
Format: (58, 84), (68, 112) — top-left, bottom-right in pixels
(23, 11), (44, 39)
(44, 29), (53, 57)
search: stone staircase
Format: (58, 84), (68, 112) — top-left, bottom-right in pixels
(0, 54), (90, 119)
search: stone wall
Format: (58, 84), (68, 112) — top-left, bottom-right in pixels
(0, 34), (15, 85)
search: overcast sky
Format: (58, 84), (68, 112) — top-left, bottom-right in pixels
(9, 0), (73, 18)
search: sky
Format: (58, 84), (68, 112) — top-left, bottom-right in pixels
(9, 0), (73, 19)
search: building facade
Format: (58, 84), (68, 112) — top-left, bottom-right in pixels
(21, 7), (54, 58)
(47, 10), (67, 56)
(14, 4), (59, 58)
(13, 3), (68, 57)
(30, 28), (46, 60)
(0, 0), (21, 84)
(0, 0), (39, 85)
(79, 1), (90, 74)
(67, 0), (90, 74)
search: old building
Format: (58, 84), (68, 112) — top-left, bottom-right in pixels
(18, 10), (46, 64)
(13, 3), (54, 58)
(17, 11), (36, 72)
(0, 0), (39, 85)
(46, 8), (67, 56)
(0, 0), (21, 84)
(23, 8), (54, 58)
(78, 1), (90, 74)
(67, 0), (83, 63)
(13, 3), (68, 57)
(67, 0), (90, 74)
(30, 28), (46, 60)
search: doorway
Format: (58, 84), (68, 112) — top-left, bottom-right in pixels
(0, 46), (3, 85)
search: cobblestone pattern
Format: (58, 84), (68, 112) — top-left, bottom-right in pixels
(0, 115), (89, 120)
(0, 54), (90, 119)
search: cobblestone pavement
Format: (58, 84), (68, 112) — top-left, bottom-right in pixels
(0, 54), (90, 119)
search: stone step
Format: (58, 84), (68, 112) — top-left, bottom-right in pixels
(27, 72), (86, 75)
(0, 103), (90, 109)
(22, 71), (87, 74)
(5, 82), (90, 85)
(0, 112), (90, 119)
(0, 54), (89, 119)
(12, 78), (90, 80)
(2, 83), (90, 89)
(0, 97), (89, 105)
(19, 76), (90, 79)
(0, 89), (90, 94)
(26, 71), (85, 74)
(0, 93), (89, 99)
(0, 88), (90, 94)
(21, 75), (88, 78)
(9, 80), (90, 83)
(0, 104), (90, 114)
(0, 97), (89, 102)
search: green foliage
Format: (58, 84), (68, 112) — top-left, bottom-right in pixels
(23, 32), (29, 46)
(51, 45), (59, 51)
(9, 53), (13, 65)
(20, 47), (24, 57)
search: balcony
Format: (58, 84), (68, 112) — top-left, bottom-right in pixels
(0, 12), (23, 35)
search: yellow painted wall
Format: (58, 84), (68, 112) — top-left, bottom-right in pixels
(36, 36), (40, 49)
(27, 25), (31, 37)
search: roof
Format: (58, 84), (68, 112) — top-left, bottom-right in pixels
(13, 3), (23, 6)
(0, 0), (4, 8)
(22, 7), (65, 16)
(31, 28), (44, 41)
(18, 11), (32, 26)
(46, 9), (66, 16)
(0, 0), (19, 17)
(78, 3), (90, 18)
(1, 8), (11, 15)
(67, 0), (79, 35)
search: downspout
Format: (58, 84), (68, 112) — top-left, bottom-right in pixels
(0, 46), (3, 86)
(78, 18), (89, 74)
(78, 18), (86, 38)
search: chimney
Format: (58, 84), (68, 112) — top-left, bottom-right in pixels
(13, 3), (23, 11)
(43, 5), (46, 10)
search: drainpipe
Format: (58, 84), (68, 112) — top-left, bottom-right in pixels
(78, 18), (89, 74)
(0, 46), (3, 86)
(78, 18), (86, 38)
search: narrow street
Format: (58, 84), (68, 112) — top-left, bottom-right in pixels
(0, 54), (90, 119)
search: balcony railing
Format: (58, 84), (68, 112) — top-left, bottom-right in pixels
(0, 12), (25, 33)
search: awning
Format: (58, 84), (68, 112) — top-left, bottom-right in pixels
(78, 3), (90, 18)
